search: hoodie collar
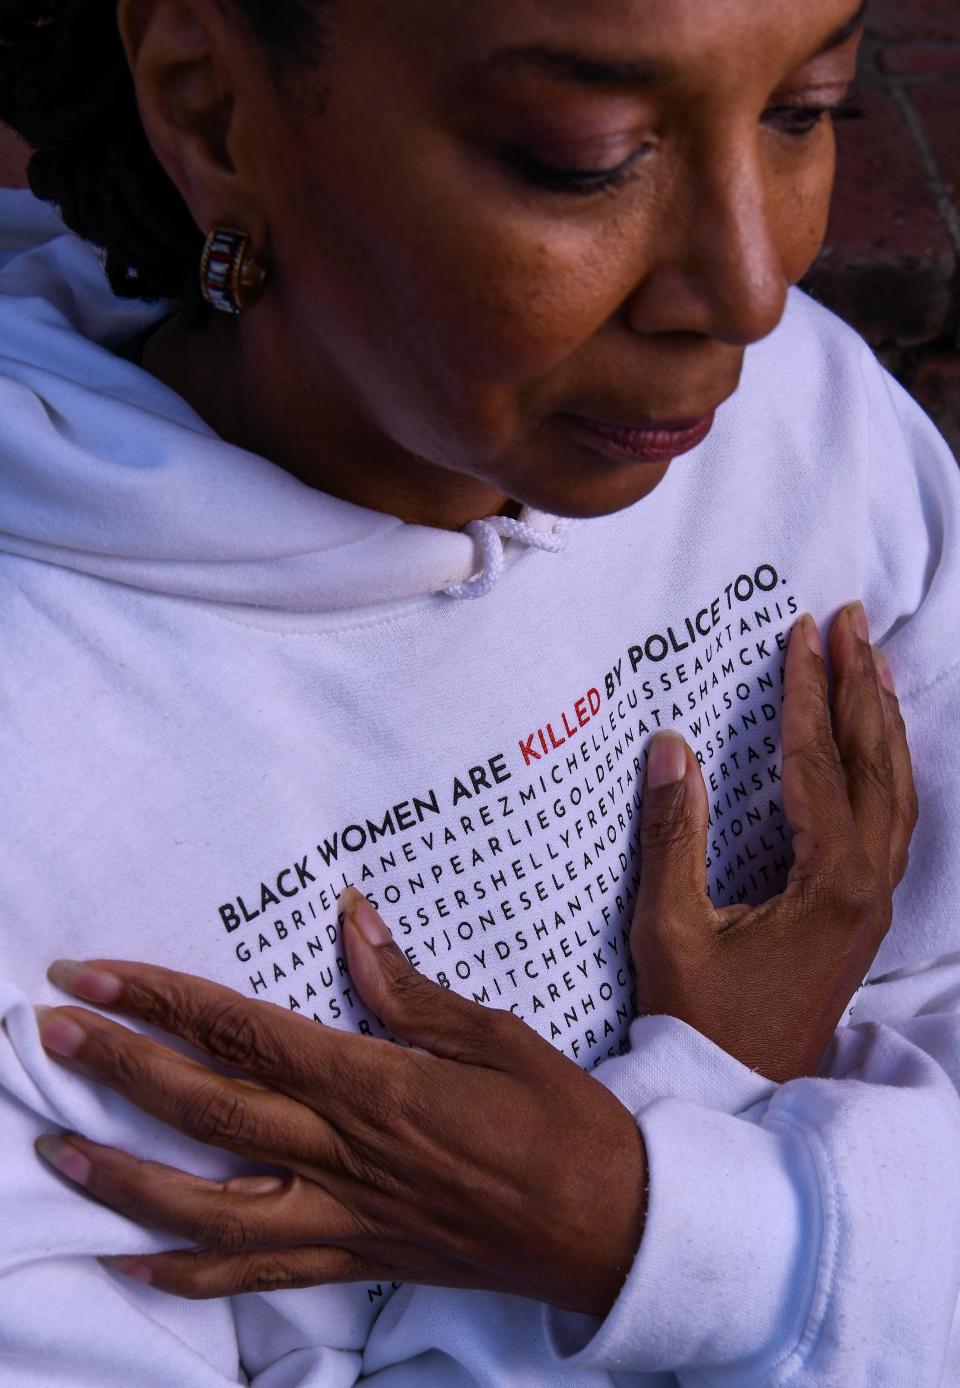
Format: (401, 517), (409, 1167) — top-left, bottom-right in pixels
(0, 191), (572, 614)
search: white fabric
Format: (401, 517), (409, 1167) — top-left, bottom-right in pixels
(1, 187), (960, 1386)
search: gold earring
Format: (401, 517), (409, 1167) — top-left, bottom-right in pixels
(200, 226), (269, 314)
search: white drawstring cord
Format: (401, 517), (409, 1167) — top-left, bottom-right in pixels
(442, 515), (572, 600)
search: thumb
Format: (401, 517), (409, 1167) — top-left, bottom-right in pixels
(339, 886), (500, 1063)
(635, 731), (711, 927)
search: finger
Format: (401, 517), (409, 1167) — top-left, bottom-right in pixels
(101, 1244), (389, 1300)
(633, 731), (713, 926)
(35, 1131), (355, 1253)
(35, 1005), (335, 1169)
(780, 613), (859, 883)
(44, 956), (397, 1118)
(872, 645), (919, 886)
(341, 888), (523, 1068)
(826, 603), (892, 879)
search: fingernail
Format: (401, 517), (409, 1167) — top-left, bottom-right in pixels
(873, 645), (896, 694)
(36, 1008), (86, 1058)
(100, 1257), (153, 1285)
(48, 960), (122, 1005)
(802, 614), (822, 658)
(341, 886), (392, 946)
(36, 1134), (91, 1186)
(646, 733), (687, 789)
(224, 1175), (287, 1196)
(848, 601), (869, 644)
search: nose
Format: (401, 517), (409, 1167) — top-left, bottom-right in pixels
(625, 138), (790, 347)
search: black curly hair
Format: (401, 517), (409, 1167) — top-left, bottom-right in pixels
(0, 0), (325, 324)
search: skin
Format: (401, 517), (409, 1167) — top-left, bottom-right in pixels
(119, 0), (865, 528)
(0, 123), (29, 188)
(32, 0), (919, 1318)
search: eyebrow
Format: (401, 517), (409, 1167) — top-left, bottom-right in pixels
(821, 0), (870, 52)
(478, 1), (870, 91)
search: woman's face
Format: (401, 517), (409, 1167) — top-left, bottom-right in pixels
(135, 0), (865, 520)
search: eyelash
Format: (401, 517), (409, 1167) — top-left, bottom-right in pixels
(510, 91), (865, 197)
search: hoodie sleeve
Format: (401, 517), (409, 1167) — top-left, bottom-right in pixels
(0, 988), (250, 1387)
(545, 971), (960, 1384)
(0, 988), (365, 1388)
(545, 358), (960, 1384)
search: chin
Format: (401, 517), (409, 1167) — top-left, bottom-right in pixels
(510, 456), (674, 521)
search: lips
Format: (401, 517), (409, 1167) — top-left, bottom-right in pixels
(564, 409), (717, 463)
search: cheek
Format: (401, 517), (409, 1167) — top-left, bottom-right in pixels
(285, 168), (635, 457)
(367, 210), (626, 403)
(775, 138), (838, 285)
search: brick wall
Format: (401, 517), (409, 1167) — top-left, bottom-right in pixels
(803, 6), (960, 456)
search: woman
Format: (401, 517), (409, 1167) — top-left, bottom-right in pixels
(1, 0), (958, 1383)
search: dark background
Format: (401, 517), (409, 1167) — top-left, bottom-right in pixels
(803, 0), (960, 456)
(1, 4), (957, 454)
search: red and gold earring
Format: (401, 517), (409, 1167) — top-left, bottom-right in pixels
(199, 226), (269, 314)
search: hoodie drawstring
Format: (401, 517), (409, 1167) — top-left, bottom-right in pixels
(442, 515), (572, 601)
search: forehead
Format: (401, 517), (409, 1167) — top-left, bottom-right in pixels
(349, 0), (864, 84)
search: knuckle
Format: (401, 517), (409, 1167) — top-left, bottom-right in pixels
(338, 1249), (372, 1280)
(798, 871), (835, 918)
(123, 975), (192, 1035)
(840, 866), (878, 919)
(848, 642), (882, 689)
(378, 965), (439, 1031)
(440, 1006), (499, 1065)
(806, 855), (874, 919)
(786, 663), (829, 720)
(641, 797), (700, 854)
(349, 1065), (395, 1132)
(99, 1039), (146, 1091)
(857, 736), (894, 790)
(87, 1160), (145, 1221)
(894, 793), (920, 842)
(201, 1000), (275, 1072)
(796, 655), (829, 697)
(802, 738), (843, 785)
(489, 1005), (528, 1046)
(192, 1205), (253, 1255)
(237, 1255), (300, 1295)
(383, 965), (432, 1011)
(180, 1081), (260, 1149)
(170, 1258), (222, 1301)
(340, 1135), (391, 1190)
(481, 1006), (541, 1066)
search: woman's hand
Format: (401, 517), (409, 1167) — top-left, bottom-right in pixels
(631, 601), (918, 1083)
(34, 899), (645, 1312)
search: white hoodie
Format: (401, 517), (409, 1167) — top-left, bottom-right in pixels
(1, 187), (960, 1388)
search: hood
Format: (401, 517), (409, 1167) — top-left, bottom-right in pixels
(0, 189), (569, 612)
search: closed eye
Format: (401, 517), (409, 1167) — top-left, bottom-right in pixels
(503, 90), (865, 200)
(764, 90), (865, 137)
(501, 142), (653, 197)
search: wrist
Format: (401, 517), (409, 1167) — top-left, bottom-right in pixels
(562, 1116), (647, 1318)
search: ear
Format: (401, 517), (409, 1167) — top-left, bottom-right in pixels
(115, 0), (267, 245)
(0, 123), (29, 189)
